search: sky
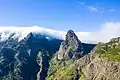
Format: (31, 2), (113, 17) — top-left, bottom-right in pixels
(0, 0), (120, 43)
(0, 0), (120, 31)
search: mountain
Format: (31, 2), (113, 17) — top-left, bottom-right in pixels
(47, 30), (95, 80)
(0, 32), (62, 80)
(47, 31), (120, 80)
(1, 30), (119, 80)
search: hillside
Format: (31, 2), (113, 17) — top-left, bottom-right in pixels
(0, 30), (119, 80)
(47, 30), (120, 80)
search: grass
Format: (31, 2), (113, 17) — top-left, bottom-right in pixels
(95, 42), (120, 62)
(101, 47), (120, 62)
(47, 64), (76, 80)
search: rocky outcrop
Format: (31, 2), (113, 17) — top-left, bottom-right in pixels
(47, 30), (96, 80)
(47, 36), (120, 80)
(83, 56), (120, 80)
(58, 30), (83, 60)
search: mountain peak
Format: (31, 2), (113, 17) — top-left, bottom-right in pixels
(66, 30), (80, 44)
(66, 30), (75, 36)
(58, 30), (83, 60)
(66, 30), (78, 41)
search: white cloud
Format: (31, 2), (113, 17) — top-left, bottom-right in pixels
(0, 22), (120, 43)
(0, 26), (67, 41)
(87, 6), (104, 12)
(77, 22), (120, 43)
(88, 6), (98, 12)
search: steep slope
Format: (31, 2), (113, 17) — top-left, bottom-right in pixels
(0, 32), (62, 80)
(74, 40), (120, 80)
(47, 31), (120, 80)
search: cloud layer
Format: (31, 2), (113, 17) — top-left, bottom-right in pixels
(76, 22), (120, 43)
(0, 22), (120, 43)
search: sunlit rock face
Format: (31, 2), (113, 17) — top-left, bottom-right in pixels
(58, 30), (84, 60)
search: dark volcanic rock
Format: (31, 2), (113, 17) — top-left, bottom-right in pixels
(58, 30), (83, 60)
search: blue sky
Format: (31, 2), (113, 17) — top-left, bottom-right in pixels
(0, 0), (120, 31)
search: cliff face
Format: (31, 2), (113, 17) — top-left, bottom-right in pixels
(75, 50), (120, 80)
(83, 55), (120, 80)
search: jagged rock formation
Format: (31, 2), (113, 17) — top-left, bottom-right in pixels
(58, 30), (83, 60)
(47, 37), (120, 80)
(47, 30), (96, 80)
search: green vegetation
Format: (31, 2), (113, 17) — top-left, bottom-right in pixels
(47, 64), (77, 80)
(47, 62), (87, 80)
(79, 72), (87, 80)
(68, 46), (73, 52)
(95, 42), (105, 53)
(101, 48), (120, 62)
(95, 41), (120, 62)
(47, 57), (87, 80)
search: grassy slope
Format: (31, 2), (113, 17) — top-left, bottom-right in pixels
(95, 41), (120, 62)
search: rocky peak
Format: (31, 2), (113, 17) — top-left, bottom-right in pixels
(66, 30), (80, 45)
(58, 30), (83, 60)
(66, 30), (77, 40)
